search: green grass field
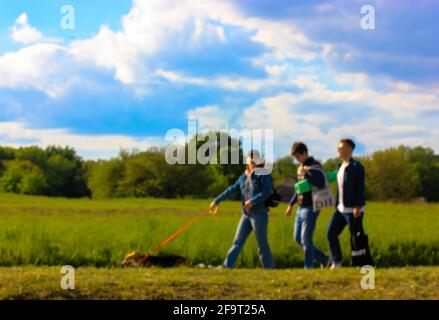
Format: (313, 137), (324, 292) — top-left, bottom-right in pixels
(1, 266), (438, 299)
(0, 193), (438, 299)
(0, 193), (437, 268)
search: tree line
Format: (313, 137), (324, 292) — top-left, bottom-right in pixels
(0, 133), (438, 202)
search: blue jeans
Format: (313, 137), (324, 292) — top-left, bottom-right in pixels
(223, 212), (275, 269)
(327, 210), (365, 263)
(294, 207), (329, 269)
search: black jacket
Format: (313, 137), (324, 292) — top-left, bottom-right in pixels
(289, 156), (325, 208)
(336, 158), (366, 209)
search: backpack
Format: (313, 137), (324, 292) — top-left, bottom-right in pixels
(255, 174), (282, 208)
(266, 187), (282, 207)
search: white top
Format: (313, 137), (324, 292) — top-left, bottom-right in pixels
(337, 161), (365, 214)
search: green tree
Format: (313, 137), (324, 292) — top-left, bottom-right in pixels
(0, 146), (15, 160)
(14, 145), (89, 197)
(186, 131), (245, 186)
(88, 158), (124, 199)
(0, 160), (47, 195)
(323, 157), (341, 172)
(363, 146), (421, 201)
(20, 170), (47, 195)
(271, 156), (297, 186)
(117, 152), (164, 198)
(407, 146), (439, 202)
(15, 146), (47, 168)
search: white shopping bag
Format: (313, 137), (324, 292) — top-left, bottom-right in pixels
(311, 166), (335, 212)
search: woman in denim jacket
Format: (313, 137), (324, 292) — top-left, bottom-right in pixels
(209, 150), (275, 269)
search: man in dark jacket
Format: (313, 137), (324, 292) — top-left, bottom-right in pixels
(327, 139), (366, 269)
(285, 142), (330, 269)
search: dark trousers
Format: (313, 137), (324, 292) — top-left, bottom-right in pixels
(327, 210), (364, 263)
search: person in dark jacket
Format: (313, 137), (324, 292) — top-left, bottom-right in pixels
(327, 139), (366, 269)
(209, 150), (275, 269)
(285, 142), (330, 269)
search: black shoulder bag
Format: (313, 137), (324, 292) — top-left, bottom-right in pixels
(350, 217), (374, 267)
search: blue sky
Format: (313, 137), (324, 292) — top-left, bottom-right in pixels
(0, 0), (438, 160)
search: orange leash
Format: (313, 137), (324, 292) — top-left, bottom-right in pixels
(151, 209), (210, 254)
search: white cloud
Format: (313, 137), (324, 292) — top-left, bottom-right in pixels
(240, 77), (439, 159)
(157, 67), (439, 119)
(156, 69), (207, 86)
(178, 69), (439, 158)
(1, 1), (437, 161)
(242, 92), (331, 138)
(155, 68), (287, 92)
(0, 122), (164, 160)
(69, 0), (237, 84)
(10, 13), (62, 45)
(247, 18), (319, 62)
(0, 1), (319, 95)
(0, 43), (80, 98)
(69, 0), (317, 84)
(187, 105), (229, 129)
(327, 120), (439, 155)
(285, 72), (439, 118)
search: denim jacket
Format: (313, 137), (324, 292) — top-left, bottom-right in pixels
(214, 168), (273, 215)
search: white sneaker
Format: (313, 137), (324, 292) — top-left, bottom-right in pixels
(330, 262), (342, 270)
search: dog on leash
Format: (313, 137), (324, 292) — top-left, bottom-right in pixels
(121, 251), (186, 268)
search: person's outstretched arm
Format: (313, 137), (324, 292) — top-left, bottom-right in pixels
(213, 176), (241, 205)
